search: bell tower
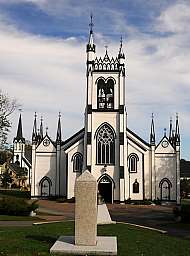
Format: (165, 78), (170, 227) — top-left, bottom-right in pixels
(84, 16), (127, 202)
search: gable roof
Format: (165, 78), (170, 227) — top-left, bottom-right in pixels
(63, 128), (85, 151)
(127, 128), (150, 151)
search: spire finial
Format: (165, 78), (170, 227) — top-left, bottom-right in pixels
(164, 128), (167, 137)
(120, 36), (123, 47)
(118, 35), (125, 59)
(89, 13), (94, 33)
(46, 126), (48, 135)
(59, 112), (61, 118)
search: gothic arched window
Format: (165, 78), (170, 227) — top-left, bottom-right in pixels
(128, 153), (139, 173)
(96, 123), (115, 165)
(97, 78), (114, 109)
(72, 153), (83, 172)
(133, 179), (139, 193)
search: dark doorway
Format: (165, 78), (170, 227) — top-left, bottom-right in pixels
(98, 181), (112, 203)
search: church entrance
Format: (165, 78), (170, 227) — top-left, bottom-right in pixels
(98, 175), (113, 203)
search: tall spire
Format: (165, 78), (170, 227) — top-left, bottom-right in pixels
(175, 113), (180, 146)
(150, 113), (155, 145)
(118, 36), (125, 59)
(86, 14), (95, 53)
(14, 113), (25, 143)
(32, 112), (37, 143)
(40, 116), (43, 139)
(56, 112), (62, 144)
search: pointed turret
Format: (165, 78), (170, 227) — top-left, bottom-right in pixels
(169, 117), (172, 143)
(86, 14), (95, 65)
(56, 112), (62, 144)
(14, 113), (25, 143)
(150, 113), (155, 145)
(175, 113), (180, 146)
(86, 14), (95, 53)
(40, 116), (43, 139)
(32, 112), (37, 143)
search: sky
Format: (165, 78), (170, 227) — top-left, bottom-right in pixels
(0, 0), (190, 159)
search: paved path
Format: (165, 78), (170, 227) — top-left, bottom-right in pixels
(0, 200), (190, 239)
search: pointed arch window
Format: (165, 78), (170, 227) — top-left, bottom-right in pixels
(128, 153), (139, 173)
(96, 124), (115, 165)
(72, 153), (83, 172)
(97, 79), (114, 109)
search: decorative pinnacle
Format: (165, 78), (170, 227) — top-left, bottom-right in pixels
(34, 112), (37, 118)
(40, 116), (43, 122)
(176, 112), (178, 119)
(151, 113), (154, 119)
(18, 108), (22, 113)
(59, 112), (61, 118)
(46, 126), (48, 134)
(89, 13), (94, 33)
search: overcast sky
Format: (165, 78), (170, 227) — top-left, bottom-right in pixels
(1, 0), (190, 159)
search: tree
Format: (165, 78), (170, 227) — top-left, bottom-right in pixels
(0, 90), (19, 149)
(0, 169), (13, 188)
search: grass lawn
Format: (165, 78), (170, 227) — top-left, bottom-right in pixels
(0, 222), (190, 256)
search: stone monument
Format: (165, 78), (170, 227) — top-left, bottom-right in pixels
(50, 170), (117, 255)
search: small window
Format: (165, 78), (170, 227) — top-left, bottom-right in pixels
(133, 179), (139, 193)
(128, 153), (139, 173)
(72, 153), (83, 172)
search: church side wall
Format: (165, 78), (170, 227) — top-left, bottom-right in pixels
(127, 143), (144, 200)
(66, 139), (84, 199)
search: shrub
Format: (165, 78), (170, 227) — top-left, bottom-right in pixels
(173, 204), (190, 222)
(0, 196), (38, 216)
(0, 189), (30, 198)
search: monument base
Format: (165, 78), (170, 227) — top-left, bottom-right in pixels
(50, 236), (117, 255)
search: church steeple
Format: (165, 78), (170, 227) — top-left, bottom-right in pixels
(32, 112), (37, 143)
(56, 112), (62, 144)
(150, 113), (155, 145)
(14, 113), (25, 143)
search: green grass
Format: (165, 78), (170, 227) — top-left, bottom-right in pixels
(181, 199), (190, 205)
(0, 215), (43, 221)
(0, 222), (190, 256)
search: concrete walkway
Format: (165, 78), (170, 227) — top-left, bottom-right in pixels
(0, 200), (189, 239)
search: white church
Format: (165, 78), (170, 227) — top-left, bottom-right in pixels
(13, 20), (181, 204)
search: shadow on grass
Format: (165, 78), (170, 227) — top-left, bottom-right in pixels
(26, 234), (56, 244)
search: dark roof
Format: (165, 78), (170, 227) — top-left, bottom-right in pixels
(127, 128), (150, 147)
(63, 128), (85, 151)
(8, 163), (27, 176)
(24, 145), (32, 164)
(180, 159), (190, 178)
